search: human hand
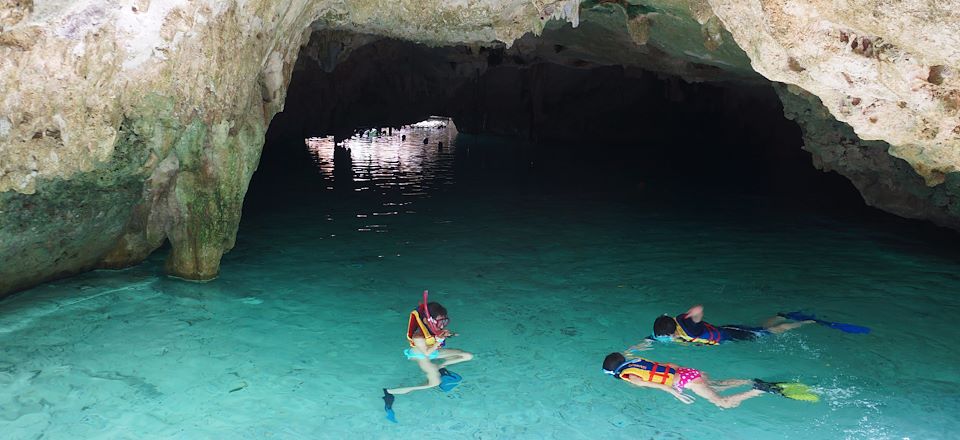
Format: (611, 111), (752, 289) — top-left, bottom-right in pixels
(627, 340), (654, 352)
(684, 304), (704, 322)
(673, 392), (694, 404)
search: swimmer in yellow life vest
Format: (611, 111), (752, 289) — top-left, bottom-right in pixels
(602, 352), (764, 408)
(382, 291), (474, 421)
(650, 304), (814, 346)
(602, 351), (820, 407)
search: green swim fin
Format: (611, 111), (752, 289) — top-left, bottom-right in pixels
(777, 382), (820, 402)
(753, 379), (819, 403)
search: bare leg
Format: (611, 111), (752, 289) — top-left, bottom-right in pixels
(766, 320), (815, 334)
(762, 315), (786, 328)
(686, 378), (764, 409)
(708, 378), (752, 392)
(435, 348), (474, 368)
(386, 357), (441, 395)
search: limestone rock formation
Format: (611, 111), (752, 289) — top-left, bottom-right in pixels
(777, 85), (960, 229)
(0, 0), (958, 297)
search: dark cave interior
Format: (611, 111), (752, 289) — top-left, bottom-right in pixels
(254, 33), (866, 211)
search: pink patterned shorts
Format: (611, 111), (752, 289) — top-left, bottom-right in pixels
(673, 367), (702, 392)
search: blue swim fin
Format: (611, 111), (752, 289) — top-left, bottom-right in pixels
(438, 368), (462, 392)
(779, 311), (870, 334)
(382, 388), (397, 423)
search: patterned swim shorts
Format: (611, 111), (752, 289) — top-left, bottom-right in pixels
(673, 367), (702, 392)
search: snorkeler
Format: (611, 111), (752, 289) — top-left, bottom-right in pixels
(650, 304), (814, 346)
(383, 291), (473, 422)
(602, 352), (818, 408)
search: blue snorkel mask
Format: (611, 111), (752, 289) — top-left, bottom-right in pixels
(652, 335), (674, 343)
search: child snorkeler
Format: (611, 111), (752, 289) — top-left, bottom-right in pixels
(382, 291), (474, 422)
(650, 304), (814, 346)
(602, 352), (818, 408)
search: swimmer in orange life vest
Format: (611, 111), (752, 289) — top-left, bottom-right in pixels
(386, 291), (474, 396)
(602, 352), (764, 408)
(649, 304), (814, 346)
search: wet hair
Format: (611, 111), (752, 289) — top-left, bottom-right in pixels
(603, 352), (626, 372)
(425, 302), (447, 319)
(653, 315), (677, 336)
(411, 302), (448, 338)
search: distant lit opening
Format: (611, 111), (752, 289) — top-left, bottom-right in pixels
(303, 117), (458, 231)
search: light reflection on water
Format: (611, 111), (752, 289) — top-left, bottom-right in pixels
(306, 121), (457, 192)
(305, 119), (458, 232)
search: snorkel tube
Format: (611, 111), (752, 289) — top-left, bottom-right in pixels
(421, 290), (446, 346)
(421, 290), (438, 334)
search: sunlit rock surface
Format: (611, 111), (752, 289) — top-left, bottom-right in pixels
(1, 0), (958, 296)
(710, 0), (960, 185)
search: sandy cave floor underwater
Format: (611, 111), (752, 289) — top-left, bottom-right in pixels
(1, 126), (959, 439)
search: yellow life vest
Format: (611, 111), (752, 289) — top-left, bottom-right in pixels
(406, 310), (439, 348)
(616, 358), (677, 386)
(673, 317), (721, 345)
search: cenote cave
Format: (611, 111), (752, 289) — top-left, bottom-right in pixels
(1, 1), (959, 439)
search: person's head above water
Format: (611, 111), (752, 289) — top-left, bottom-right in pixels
(653, 315), (678, 337)
(425, 302), (447, 322)
(419, 301), (449, 332)
(603, 352), (627, 373)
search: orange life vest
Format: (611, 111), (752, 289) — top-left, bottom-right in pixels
(406, 309), (441, 348)
(615, 358), (678, 386)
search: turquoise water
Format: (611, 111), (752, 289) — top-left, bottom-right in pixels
(2, 125), (959, 439)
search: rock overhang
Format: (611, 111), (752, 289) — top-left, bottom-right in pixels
(1, 0), (958, 297)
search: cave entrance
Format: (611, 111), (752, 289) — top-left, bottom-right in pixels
(304, 118), (458, 195)
(245, 30), (868, 227)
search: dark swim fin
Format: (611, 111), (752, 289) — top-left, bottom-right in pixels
(382, 388), (397, 423)
(752, 379), (782, 394)
(753, 379), (819, 403)
(438, 368), (462, 392)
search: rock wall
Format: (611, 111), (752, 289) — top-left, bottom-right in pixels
(1, 0), (958, 297)
(709, 0), (960, 186)
(1, 0), (306, 294)
(778, 85), (960, 229)
(0, 0), (588, 296)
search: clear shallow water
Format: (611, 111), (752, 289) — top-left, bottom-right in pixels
(2, 125), (959, 439)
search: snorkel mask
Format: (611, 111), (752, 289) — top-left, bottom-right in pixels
(421, 290), (448, 334)
(602, 358), (632, 378)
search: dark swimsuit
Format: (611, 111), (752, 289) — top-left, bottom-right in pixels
(675, 314), (770, 342)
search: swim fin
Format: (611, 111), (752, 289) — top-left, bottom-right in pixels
(382, 388), (397, 423)
(777, 382), (820, 402)
(753, 379), (819, 403)
(779, 311), (870, 334)
(438, 368), (462, 392)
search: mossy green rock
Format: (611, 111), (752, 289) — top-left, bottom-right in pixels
(1, 0), (958, 297)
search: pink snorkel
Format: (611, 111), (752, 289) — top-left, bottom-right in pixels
(421, 290), (441, 334)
